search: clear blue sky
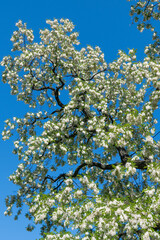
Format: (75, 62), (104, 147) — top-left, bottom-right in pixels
(0, 0), (154, 239)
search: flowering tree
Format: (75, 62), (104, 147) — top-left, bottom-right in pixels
(1, 0), (160, 239)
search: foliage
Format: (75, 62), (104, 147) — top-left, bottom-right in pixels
(1, 0), (160, 239)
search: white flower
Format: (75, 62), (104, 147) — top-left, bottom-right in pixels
(145, 136), (154, 144)
(74, 190), (83, 198)
(142, 231), (150, 240)
(65, 178), (73, 185)
(145, 187), (155, 197)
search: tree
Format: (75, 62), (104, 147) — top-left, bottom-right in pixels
(1, 0), (160, 239)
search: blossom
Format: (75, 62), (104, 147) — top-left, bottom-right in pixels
(1, 6), (160, 239)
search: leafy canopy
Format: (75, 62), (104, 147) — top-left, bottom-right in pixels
(1, 0), (160, 239)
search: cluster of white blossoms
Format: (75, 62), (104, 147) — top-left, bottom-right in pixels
(1, 0), (160, 239)
(128, 0), (160, 59)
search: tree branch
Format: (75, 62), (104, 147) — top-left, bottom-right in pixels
(42, 158), (149, 190)
(82, 68), (107, 82)
(116, 146), (130, 165)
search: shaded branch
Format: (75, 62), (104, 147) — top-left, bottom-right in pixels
(116, 146), (130, 165)
(54, 85), (65, 108)
(29, 109), (63, 126)
(29, 57), (65, 108)
(32, 85), (55, 92)
(42, 162), (116, 186)
(82, 68), (107, 82)
(42, 159), (149, 189)
(86, 68), (107, 81)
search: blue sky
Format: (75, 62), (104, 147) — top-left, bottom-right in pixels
(0, 0), (154, 239)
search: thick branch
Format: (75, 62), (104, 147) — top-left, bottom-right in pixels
(42, 158), (150, 186)
(55, 86), (65, 108)
(134, 159), (150, 169)
(42, 162), (117, 185)
(116, 146), (130, 165)
(30, 57), (65, 108)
